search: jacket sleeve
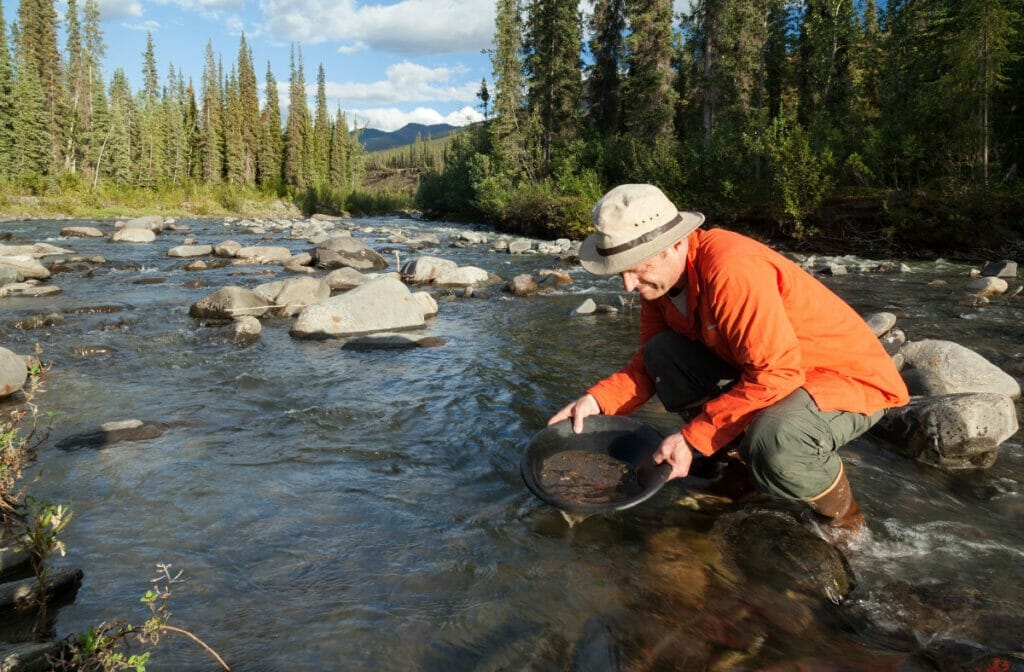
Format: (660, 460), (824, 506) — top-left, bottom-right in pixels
(681, 256), (805, 456)
(585, 299), (668, 415)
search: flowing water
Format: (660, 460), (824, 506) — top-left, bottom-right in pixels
(1, 216), (1022, 670)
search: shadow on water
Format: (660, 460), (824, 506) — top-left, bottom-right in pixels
(2, 217), (1022, 670)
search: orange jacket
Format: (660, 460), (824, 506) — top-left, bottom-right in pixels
(587, 228), (909, 457)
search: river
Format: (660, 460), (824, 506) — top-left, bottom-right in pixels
(1, 215), (1022, 670)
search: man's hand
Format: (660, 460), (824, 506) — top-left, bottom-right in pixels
(654, 432), (694, 480)
(547, 394), (601, 433)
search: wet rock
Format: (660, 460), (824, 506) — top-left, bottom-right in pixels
(0, 255), (49, 279)
(871, 392), (1018, 469)
(508, 239), (533, 254)
(0, 567), (83, 612)
(0, 283), (61, 298)
(537, 269), (572, 291)
(712, 509), (856, 603)
(70, 345), (117, 357)
(981, 259), (1017, 278)
(0, 546), (31, 583)
(400, 256), (458, 284)
(571, 298), (597, 315)
(341, 333), (446, 350)
(254, 276), (330, 317)
(0, 262), (21, 285)
(411, 291), (438, 319)
(11, 312), (63, 330)
(60, 225), (104, 238)
(315, 236), (387, 271)
(879, 328), (906, 355)
(213, 240), (242, 257)
(110, 227), (155, 243)
(900, 339), (1021, 398)
(132, 277), (165, 285)
(235, 245), (294, 264)
(863, 311), (897, 337)
(184, 260), (208, 271)
(0, 243), (75, 257)
(167, 244), (213, 258)
(0, 347), (28, 398)
(455, 231), (488, 245)
(434, 266), (497, 287)
(324, 267), (373, 291)
(189, 286), (274, 320)
(291, 276), (425, 339)
(966, 276), (1008, 296)
(506, 274), (538, 296)
(215, 316), (262, 345)
(55, 419), (169, 450)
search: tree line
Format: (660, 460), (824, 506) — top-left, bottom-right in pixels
(0, 0), (364, 197)
(419, 0), (1024, 244)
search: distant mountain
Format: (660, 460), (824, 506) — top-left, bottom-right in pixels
(356, 123), (459, 152)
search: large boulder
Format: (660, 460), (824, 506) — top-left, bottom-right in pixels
(900, 339), (1021, 398)
(110, 227), (156, 243)
(234, 245), (294, 264)
(61, 225), (104, 238)
(872, 392), (1019, 469)
(290, 276), (425, 339)
(0, 254), (50, 279)
(189, 286), (274, 320)
(434, 265), (495, 287)
(0, 261), (23, 285)
(0, 347), (28, 398)
(315, 235), (388, 271)
(118, 214), (164, 232)
(400, 256), (458, 284)
(168, 244), (213, 258)
(254, 276), (330, 317)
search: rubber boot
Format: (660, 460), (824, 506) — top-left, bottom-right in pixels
(804, 462), (865, 535)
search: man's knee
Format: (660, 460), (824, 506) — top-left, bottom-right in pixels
(740, 409), (840, 500)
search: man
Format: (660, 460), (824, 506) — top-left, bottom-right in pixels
(549, 184), (909, 533)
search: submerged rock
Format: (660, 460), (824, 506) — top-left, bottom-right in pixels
(55, 419), (169, 450)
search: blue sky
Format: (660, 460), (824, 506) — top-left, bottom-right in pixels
(4, 0), (694, 132)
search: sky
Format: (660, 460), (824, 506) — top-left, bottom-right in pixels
(4, 0), (693, 132)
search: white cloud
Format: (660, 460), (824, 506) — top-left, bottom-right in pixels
(349, 105), (482, 132)
(98, 0), (144, 19)
(258, 0), (495, 55)
(121, 19), (162, 32)
(318, 61), (478, 107)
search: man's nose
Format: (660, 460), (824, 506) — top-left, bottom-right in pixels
(621, 272), (637, 292)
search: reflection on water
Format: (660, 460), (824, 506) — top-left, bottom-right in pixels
(1, 216), (1022, 669)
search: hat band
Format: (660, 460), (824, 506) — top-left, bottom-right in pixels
(596, 214), (683, 257)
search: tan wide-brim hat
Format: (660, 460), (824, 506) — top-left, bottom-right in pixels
(579, 184), (705, 275)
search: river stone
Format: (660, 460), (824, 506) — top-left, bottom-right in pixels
(506, 274), (539, 296)
(189, 286), (274, 320)
(0, 566), (83, 612)
(411, 290), (438, 318)
(871, 392), (1018, 469)
(214, 240), (242, 257)
(434, 265), (494, 287)
(0, 641), (66, 671)
(290, 276), (425, 339)
(60, 225), (104, 238)
(863, 311), (897, 337)
(966, 276), (1008, 296)
(254, 276), (330, 317)
(315, 235), (387, 271)
(12, 312), (63, 330)
(0, 255), (50, 279)
(508, 239), (533, 254)
(55, 419), (169, 450)
(0, 347), (28, 398)
(168, 244), (213, 258)
(456, 231), (488, 245)
(215, 316), (262, 344)
(572, 298), (597, 315)
(341, 333), (446, 350)
(110, 227), (156, 243)
(712, 509), (856, 603)
(981, 259), (1017, 278)
(0, 283), (61, 298)
(0, 242), (75, 257)
(400, 256), (458, 283)
(0, 261), (22, 285)
(119, 214), (164, 231)
(538, 269), (572, 290)
(879, 328), (906, 355)
(900, 339), (1021, 398)
(324, 266), (373, 291)
(235, 245), (294, 264)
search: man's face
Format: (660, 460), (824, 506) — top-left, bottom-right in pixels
(619, 239), (688, 300)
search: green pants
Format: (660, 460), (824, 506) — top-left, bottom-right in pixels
(643, 331), (882, 500)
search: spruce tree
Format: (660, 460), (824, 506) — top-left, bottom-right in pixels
(11, 44), (50, 181)
(0, 0), (15, 177)
(312, 63), (331, 187)
(284, 44), (311, 189)
(137, 32), (165, 186)
(523, 0), (583, 171)
(258, 62), (283, 187)
(490, 0), (534, 181)
(224, 66), (245, 184)
(621, 0), (678, 143)
(200, 41), (223, 183)
(105, 67), (134, 185)
(18, 0), (64, 172)
(328, 106), (348, 189)
(587, 0), (626, 135)
(237, 34), (260, 184)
